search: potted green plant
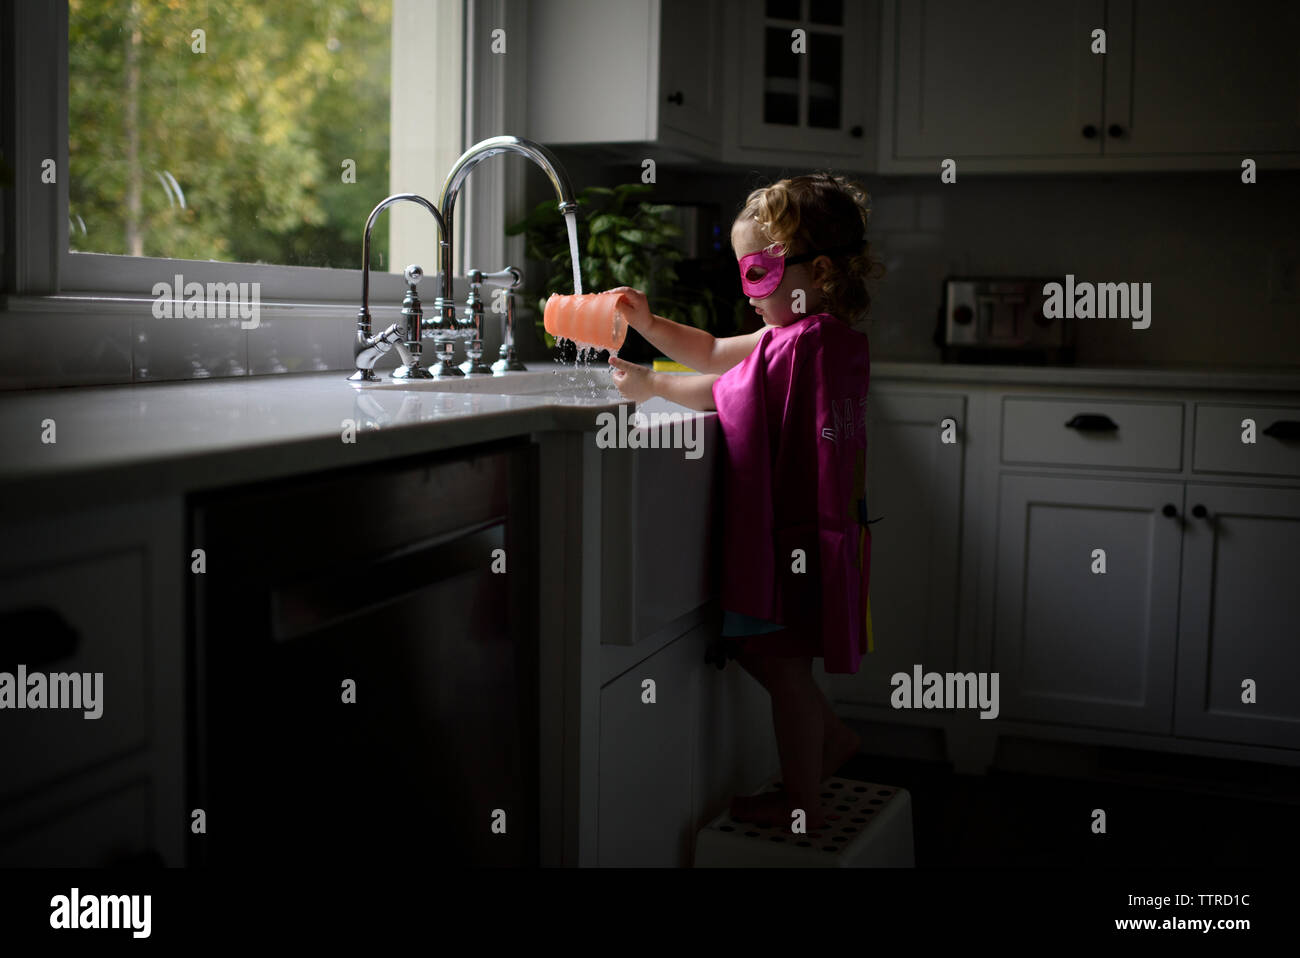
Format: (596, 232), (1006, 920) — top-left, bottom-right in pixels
(505, 183), (721, 357)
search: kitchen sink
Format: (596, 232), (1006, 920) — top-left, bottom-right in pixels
(360, 366), (623, 401)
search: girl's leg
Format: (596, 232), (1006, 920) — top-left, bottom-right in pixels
(736, 649), (861, 779)
(762, 655), (826, 827)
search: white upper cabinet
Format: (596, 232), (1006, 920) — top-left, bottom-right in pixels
(525, 0), (722, 157)
(880, 0), (1300, 172)
(723, 0), (879, 169)
(658, 0), (722, 146)
(887, 0), (1104, 162)
(1103, 0), (1300, 156)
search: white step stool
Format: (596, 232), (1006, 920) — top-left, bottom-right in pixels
(694, 776), (914, 867)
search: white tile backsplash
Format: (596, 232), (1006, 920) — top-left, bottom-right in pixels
(0, 312), (133, 388)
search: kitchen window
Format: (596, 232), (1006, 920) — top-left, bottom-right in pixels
(69, 0), (394, 272)
(5, 0), (478, 309)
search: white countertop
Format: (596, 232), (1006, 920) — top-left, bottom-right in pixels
(0, 369), (630, 513)
(871, 361), (1300, 392)
(1, 361), (1297, 514)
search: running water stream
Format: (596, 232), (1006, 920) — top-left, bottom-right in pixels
(554, 209), (614, 400)
(564, 211), (582, 296)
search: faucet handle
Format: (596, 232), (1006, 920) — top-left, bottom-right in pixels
(472, 266), (522, 290)
(404, 264), (423, 286)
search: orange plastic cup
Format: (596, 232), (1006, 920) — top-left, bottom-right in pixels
(544, 291), (630, 351)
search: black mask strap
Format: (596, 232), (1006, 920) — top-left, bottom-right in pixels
(784, 239), (866, 265)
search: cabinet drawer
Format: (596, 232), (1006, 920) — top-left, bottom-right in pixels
(0, 551), (148, 800)
(1001, 397), (1183, 471)
(1193, 403), (1300, 478)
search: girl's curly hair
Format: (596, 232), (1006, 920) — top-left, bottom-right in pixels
(736, 172), (886, 324)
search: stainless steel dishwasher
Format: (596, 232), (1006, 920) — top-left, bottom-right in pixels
(188, 438), (538, 867)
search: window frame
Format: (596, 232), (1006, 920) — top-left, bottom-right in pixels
(2, 0), (511, 317)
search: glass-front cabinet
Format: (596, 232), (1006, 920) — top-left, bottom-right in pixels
(735, 0), (877, 160)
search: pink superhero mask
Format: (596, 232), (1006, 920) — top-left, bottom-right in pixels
(738, 240), (865, 299)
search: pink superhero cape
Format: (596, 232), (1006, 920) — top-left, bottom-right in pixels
(711, 312), (874, 674)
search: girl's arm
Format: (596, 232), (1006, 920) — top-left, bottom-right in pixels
(608, 357), (719, 412)
(650, 371), (720, 412)
(640, 314), (765, 375)
(605, 286), (765, 375)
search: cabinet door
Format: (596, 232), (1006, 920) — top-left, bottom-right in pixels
(0, 500), (184, 867)
(0, 783), (150, 867)
(658, 0), (722, 147)
(598, 621), (780, 866)
(1175, 484), (1300, 748)
(597, 629), (699, 866)
(600, 409), (720, 647)
(735, 0), (875, 158)
(825, 391), (965, 706)
(526, 0), (657, 143)
(890, 0), (1104, 159)
(994, 474), (1182, 733)
(1104, 0), (1300, 155)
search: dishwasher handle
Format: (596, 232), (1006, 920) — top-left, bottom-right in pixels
(270, 519), (505, 642)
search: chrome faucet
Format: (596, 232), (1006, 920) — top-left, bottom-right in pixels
(350, 193), (449, 382)
(430, 136), (579, 374)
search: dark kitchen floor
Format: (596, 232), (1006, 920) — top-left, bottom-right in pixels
(837, 746), (1300, 868)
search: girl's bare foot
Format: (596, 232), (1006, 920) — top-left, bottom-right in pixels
(822, 723), (862, 779)
(730, 790), (828, 831)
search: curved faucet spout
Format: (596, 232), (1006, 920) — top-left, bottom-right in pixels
(359, 193), (448, 319)
(435, 136), (579, 322)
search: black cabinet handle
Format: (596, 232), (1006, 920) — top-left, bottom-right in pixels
(849, 125), (863, 138)
(1065, 413), (1118, 431)
(0, 606), (80, 668)
(1192, 504), (1208, 519)
(1263, 420), (1300, 440)
(1082, 124), (1098, 139)
(1108, 123), (1125, 138)
(666, 91), (684, 105)
(1162, 503), (1177, 518)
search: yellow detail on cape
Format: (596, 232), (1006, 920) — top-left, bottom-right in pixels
(858, 524), (873, 653)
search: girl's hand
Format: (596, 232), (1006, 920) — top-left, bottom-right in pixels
(608, 355), (656, 402)
(606, 286), (655, 335)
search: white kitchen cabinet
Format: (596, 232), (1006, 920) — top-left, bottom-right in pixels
(1001, 396), (1183, 472)
(825, 390), (966, 707)
(885, 0), (1104, 162)
(597, 619), (777, 866)
(1103, 0), (1300, 157)
(598, 404), (720, 647)
(723, 0), (880, 168)
(0, 551), (148, 800)
(1192, 402), (1300, 479)
(1175, 484), (1300, 749)
(597, 622), (703, 867)
(993, 473), (1183, 734)
(0, 499), (185, 866)
(526, 0), (723, 158)
(879, 0), (1300, 172)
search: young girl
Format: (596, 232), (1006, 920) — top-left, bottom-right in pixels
(607, 172), (882, 831)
